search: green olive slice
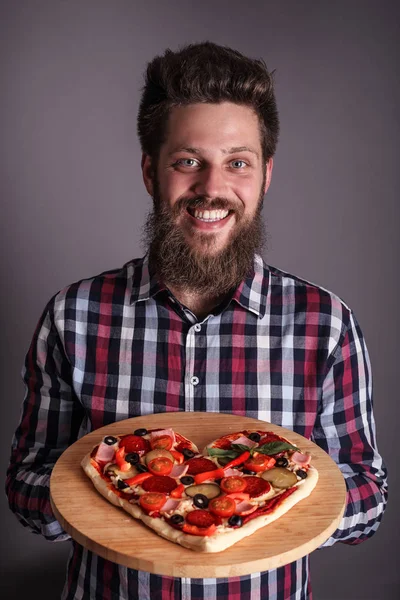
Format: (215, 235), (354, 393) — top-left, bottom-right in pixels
(144, 449), (174, 465)
(185, 483), (221, 499)
(261, 467), (298, 489)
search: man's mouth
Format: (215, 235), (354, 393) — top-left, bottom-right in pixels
(187, 208), (231, 223)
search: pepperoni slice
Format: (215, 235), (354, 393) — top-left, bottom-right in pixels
(243, 476), (271, 498)
(175, 441), (193, 453)
(186, 457), (217, 475)
(186, 509), (216, 528)
(258, 432), (287, 445)
(212, 437), (233, 450)
(141, 475), (177, 494)
(174, 434), (196, 454)
(211, 431), (254, 450)
(119, 435), (150, 455)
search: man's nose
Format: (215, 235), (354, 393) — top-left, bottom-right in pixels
(192, 166), (228, 199)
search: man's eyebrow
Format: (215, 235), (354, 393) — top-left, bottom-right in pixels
(169, 146), (259, 157)
(222, 146), (259, 158)
(169, 146), (202, 155)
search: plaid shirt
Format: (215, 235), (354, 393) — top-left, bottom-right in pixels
(6, 254), (387, 600)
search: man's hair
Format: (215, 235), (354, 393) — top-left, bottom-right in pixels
(137, 41), (279, 163)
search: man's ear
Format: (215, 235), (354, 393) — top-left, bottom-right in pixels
(141, 153), (154, 197)
(264, 158), (273, 194)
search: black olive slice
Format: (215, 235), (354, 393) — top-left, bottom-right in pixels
(296, 469), (308, 479)
(104, 436), (118, 446)
(193, 494), (209, 509)
(133, 428), (148, 436)
(136, 463), (149, 473)
(125, 452), (140, 465)
(180, 476), (195, 486)
(117, 479), (129, 490)
(182, 448), (196, 459)
(228, 515), (243, 527)
(248, 432), (261, 442)
(170, 514), (184, 526)
(276, 457), (289, 468)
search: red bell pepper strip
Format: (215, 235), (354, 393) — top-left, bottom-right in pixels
(170, 450), (185, 464)
(170, 483), (185, 498)
(115, 447), (132, 472)
(124, 472), (153, 487)
(223, 451), (251, 471)
(194, 468), (225, 485)
(182, 523), (217, 537)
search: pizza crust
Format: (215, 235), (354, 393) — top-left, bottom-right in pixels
(81, 452), (318, 553)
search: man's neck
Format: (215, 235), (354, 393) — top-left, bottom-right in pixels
(167, 285), (227, 320)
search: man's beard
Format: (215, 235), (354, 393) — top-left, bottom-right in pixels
(142, 181), (267, 297)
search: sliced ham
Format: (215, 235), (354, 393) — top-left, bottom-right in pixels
(160, 498), (181, 513)
(171, 464), (189, 478)
(223, 468), (244, 478)
(231, 436), (259, 449)
(291, 451), (311, 466)
(95, 441), (117, 463)
(149, 428), (176, 445)
(235, 501), (257, 515)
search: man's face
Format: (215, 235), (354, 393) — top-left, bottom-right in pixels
(143, 102), (272, 256)
(142, 102), (273, 295)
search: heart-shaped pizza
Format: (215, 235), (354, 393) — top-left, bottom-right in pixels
(81, 427), (318, 552)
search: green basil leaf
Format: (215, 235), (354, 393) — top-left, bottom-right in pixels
(207, 448), (239, 458)
(256, 442), (298, 455)
(231, 444), (252, 453)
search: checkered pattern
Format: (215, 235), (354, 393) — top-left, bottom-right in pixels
(6, 254), (387, 599)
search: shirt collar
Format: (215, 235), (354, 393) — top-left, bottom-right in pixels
(127, 253), (269, 318)
(128, 255), (167, 305)
(231, 254), (269, 318)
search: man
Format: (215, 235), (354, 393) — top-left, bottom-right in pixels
(6, 42), (387, 600)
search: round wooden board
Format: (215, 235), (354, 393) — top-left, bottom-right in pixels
(50, 412), (346, 578)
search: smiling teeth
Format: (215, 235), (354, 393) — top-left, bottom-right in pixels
(193, 209), (229, 222)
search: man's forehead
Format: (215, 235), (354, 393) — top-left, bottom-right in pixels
(160, 102), (263, 159)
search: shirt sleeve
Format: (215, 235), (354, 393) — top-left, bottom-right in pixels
(5, 298), (86, 541)
(312, 310), (388, 546)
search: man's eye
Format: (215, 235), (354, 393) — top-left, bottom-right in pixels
(176, 158), (199, 167)
(231, 160), (247, 169)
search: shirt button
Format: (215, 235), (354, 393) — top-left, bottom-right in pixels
(194, 324), (201, 332)
(190, 376), (199, 386)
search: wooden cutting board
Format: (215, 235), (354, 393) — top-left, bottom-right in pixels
(50, 412), (346, 578)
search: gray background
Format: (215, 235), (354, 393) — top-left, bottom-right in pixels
(1, 1), (398, 599)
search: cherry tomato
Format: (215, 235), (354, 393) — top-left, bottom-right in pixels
(243, 454), (276, 473)
(148, 457), (174, 476)
(139, 492), (167, 513)
(208, 495), (236, 518)
(150, 435), (173, 451)
(220, 476), (247, 494)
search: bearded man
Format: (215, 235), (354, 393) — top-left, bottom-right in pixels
(6, 42), (387, 600)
